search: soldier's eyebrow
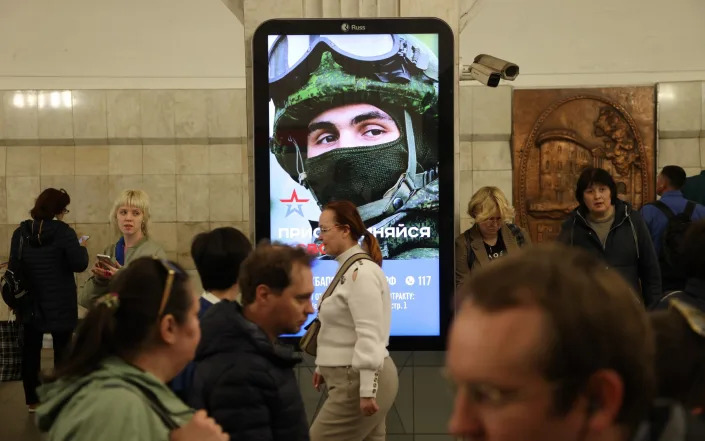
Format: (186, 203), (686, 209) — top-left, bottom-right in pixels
(307, 111), (393, 134)
(351, 111), (392, 126)
(307, 121), (337, 134)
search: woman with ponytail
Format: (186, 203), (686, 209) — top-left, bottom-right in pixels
(35, 257), (228, 441)
(310, 200), (398, 441)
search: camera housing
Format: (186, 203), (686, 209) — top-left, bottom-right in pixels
(460, 54), (519, 87)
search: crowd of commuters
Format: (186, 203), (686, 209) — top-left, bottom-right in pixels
(1, 161), (704, 441)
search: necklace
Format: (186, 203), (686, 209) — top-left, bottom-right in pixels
(485, 241), (502, 260)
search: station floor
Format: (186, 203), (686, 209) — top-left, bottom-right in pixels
(0, 350), (50, 441)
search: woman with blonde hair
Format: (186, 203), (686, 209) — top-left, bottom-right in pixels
(80, 190), (166, 307)
(454, 186), (530, 288)
(310, 200), (398, 441)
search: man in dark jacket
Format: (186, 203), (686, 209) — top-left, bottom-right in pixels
(653, 219), (705, 311)
(683, 170), (705, 205)
(9, 188), (89, 410)
(189, 244), (314, 441)
(169, 227), (252, 401)
(557, 167), (661, 306)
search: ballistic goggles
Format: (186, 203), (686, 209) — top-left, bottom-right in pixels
(670, 299), (705, 338)
(268, 34), (438, 103)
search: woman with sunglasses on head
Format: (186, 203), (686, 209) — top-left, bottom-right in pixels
(7, 188), (89, 412)
(36, 257), (228, 441)
(80, 189), (166, 308)
(310, 200), (398, 441)
(454, 186), (530, 289)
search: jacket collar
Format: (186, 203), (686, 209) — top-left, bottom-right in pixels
(575, 199), (631, 227)
(660, 190), (684, 199)
(196, 301), (301, 367)
(335, 244), (365, 265)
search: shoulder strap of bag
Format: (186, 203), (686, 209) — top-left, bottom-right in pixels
(684, 201), (696, 219)
(506, 223), (525, 247)
(650, 200), (675, 219)
(116, 378), (180, 430)
(317, 253), (373, 313)
(463, 229), (475, 269)
(8, 233), (23, 272)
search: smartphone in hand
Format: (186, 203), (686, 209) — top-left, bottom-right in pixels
(79, 235), (90, 245)
(96, 254), (114, 267)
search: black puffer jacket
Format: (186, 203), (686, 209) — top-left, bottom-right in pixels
(189, 301), (309, 441)
(10, 219), (89, 331)
(558, 200), (661, 306)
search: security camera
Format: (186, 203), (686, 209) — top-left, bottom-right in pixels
(460, 54), (519, 87)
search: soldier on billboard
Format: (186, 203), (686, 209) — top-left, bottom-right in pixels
(268, 34), (440, 259)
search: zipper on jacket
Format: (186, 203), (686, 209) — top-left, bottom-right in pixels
(575, 210), (628, 251)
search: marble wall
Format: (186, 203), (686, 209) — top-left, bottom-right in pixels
(656, 82), (705, 175)
(0, 89), (250, 306)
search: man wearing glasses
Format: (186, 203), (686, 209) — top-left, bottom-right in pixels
(189, 243), (314, 441)
(446, 244), (705, 441)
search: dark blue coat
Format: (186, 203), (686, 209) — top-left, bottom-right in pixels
(11, 219), (89, 331)
(558, 200), (662, 306)
(189, 301), (309, 441)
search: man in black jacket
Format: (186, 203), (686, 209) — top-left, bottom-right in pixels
(189, 243), (314, 441)
(557, 167), (661, 306)
(653, 219), (705, 311)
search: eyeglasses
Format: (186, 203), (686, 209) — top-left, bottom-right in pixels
(319, 224), (343, 234)
(155, 257), (183, 318)
(670, 299), (705, 338)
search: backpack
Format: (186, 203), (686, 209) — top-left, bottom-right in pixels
(649, 200), (696, 284)
(1, 233), (30, 312)
(464, 223), (526, 268)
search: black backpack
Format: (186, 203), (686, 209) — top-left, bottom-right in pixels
(649, 200), (696, 284)
(464, 223), (526, 268)
(1, 233), (30, 312)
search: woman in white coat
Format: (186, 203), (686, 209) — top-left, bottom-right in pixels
(310, 200), (398, 441)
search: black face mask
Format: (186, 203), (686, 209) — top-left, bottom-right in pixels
(304, 137), (408, 207)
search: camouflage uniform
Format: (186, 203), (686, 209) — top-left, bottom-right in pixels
(269, 35), (439, 259)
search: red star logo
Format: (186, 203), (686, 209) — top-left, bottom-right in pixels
(280, 190), (310, 217)
(279, 189), (309, 204)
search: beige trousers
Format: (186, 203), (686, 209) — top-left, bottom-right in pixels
(310, 357), (399, 441)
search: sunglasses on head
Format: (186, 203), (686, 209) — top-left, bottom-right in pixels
(154, 257), (184, 318)
(669, 299), (705, 338)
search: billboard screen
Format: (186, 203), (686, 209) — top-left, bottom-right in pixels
(253, 18), (454, 349)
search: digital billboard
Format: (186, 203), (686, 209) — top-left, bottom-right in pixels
(252, 18), (454, 349)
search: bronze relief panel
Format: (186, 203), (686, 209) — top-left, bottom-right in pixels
(512, 87), (656, 243)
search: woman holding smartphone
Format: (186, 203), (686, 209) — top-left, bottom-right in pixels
(80, 189), (165, 308)
(8, 188), (89, 411)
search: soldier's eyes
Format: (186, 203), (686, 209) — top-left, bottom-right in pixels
(316, 134), (338, 144)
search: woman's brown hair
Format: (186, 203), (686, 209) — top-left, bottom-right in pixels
(30, 188), (70, 220)
(324, 200), (382, 266)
